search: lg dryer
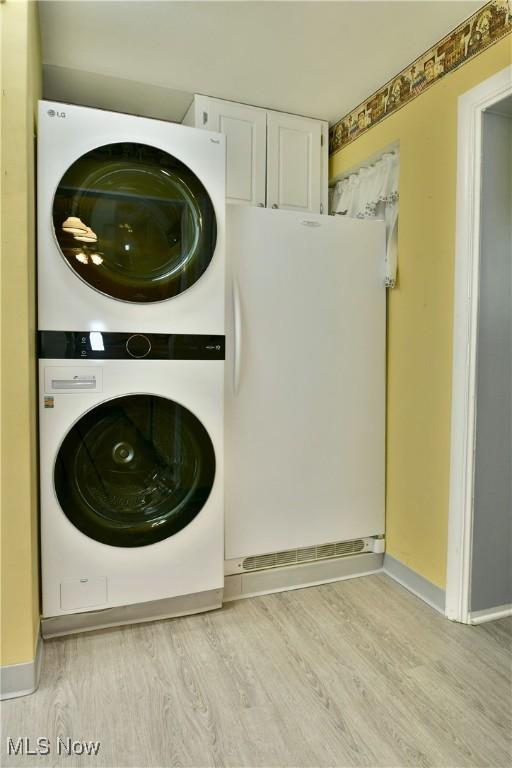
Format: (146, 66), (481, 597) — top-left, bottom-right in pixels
(38, 101), (225, 334)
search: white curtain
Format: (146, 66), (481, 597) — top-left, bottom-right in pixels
(331, 152), (399, 287)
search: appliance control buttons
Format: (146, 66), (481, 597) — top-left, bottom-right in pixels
(126, 334), (152, 358)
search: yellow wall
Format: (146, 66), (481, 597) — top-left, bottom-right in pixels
(0, 0), (41, 666)
(330, 37), (512, 589)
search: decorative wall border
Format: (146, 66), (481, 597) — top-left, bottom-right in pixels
(329, 0), (512, 156)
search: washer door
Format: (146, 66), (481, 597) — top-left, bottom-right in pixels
(52, 142), (217, 303)
(55, 395), (216, 547)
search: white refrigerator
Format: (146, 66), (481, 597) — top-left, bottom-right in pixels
(225, 206), (386, 561)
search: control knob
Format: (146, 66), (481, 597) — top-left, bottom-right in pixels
(126, 334), (152, 358)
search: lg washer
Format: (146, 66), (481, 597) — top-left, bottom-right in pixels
(38, 330), (224, 637)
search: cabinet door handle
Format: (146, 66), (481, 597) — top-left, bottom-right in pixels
(271, 204), (278, 209)
(257, 202), (264, 207)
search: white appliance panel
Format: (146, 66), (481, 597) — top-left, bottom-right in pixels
(225, 207), (385, 559)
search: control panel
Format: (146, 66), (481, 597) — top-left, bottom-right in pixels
(38, 331), (225, 361)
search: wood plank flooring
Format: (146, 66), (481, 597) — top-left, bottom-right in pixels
(2, 573), (511, 768)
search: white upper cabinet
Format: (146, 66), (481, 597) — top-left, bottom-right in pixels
(183, 95), (328, 214)
(266, 111), (322, 214)
(184, 96), (266, 207)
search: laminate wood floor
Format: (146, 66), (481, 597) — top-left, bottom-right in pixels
(2, 573), (511, 768)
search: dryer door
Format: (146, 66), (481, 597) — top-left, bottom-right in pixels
(52, 143), (217, 303)
(55, 394), (216, 547)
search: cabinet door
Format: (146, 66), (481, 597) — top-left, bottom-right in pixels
(266, 111), (322, 213)
(205, 99), (267, 207)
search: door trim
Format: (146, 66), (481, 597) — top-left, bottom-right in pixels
(446, 65), (512, 624)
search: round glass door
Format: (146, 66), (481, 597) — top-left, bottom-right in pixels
(55, 395), (216, 547)
(52, 143), (217, 303)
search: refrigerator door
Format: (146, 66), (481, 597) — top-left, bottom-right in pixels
(225, 206), (385, 560)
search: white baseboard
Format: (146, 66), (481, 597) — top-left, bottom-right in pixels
(224, 552), (383, 602)
(383, 554), (446, 614)
(470, 604), (512, 624)
(0, 630), (43, 700)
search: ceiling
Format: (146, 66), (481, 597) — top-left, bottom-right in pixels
(40, 1), (485, 125)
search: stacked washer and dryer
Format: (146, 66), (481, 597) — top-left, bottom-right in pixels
(37, 102), (226, 636)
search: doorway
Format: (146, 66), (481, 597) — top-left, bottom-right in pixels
(446, 65), (512, 624)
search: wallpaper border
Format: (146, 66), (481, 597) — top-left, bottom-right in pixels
(329, 0), (512, 156)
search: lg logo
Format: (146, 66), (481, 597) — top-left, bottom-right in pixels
(47, 109), (66, 118)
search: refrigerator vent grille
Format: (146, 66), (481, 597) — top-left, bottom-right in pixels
(242, 539), (366, 573)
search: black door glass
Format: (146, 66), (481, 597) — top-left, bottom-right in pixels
(55, 395), (216, 547)
(52, 143), (217, 303)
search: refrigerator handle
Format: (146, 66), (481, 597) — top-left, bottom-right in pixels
(233, 278), (242, 395)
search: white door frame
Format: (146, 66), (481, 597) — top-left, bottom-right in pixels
(445, 65), (512, 624)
